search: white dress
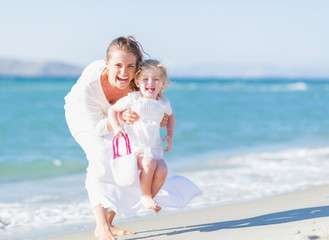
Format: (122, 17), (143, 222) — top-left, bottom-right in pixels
(114, 91), (172, 159)
(64, 60), (202, 216)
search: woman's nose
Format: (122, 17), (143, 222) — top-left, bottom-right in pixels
(121, 67), (127, 75)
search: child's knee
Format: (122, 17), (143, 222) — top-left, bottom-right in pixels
(142, 156), (157, 169)
(155, 163), (168, 179)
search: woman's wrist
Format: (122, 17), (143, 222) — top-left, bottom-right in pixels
(118, 111), (124, 124)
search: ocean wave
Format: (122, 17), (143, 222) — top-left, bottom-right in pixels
(0, 159), (86, 182)
(170, 81), (309, 92)
(257, 82), (308, 92)
(186, 146), (329, 209)
(0, 174), (92, 240)
(0, 174), (148, 240)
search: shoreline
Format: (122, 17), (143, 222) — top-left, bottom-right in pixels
(44, 184), (329, 240)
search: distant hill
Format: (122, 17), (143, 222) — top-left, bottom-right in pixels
(0, 58), (83, 77)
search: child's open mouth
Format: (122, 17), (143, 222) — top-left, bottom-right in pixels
(146, 87), (155, 93)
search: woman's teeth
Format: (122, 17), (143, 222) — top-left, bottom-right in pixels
(117, 76), (128, 83)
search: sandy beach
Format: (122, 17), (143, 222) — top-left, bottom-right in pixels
(44, 184), (329, 240)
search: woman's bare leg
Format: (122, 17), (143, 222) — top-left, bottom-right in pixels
(151, 159), (168, 198)
(93, 205), (116, 240)
(137, 154), (161, 212)
(107, 211), (135, 235)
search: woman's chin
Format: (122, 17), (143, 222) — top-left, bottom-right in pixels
(116, 82), (130, 89)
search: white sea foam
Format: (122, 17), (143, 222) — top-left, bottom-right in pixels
(258, 82), (308, 92)
(183, 146), (329, 209)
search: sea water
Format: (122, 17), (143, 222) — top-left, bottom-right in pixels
(1, 76), (329, 239)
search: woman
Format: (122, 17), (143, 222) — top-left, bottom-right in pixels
(64, 36), (201, 240)
(65, 36), (156, 240)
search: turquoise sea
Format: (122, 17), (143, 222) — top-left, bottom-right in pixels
(1, 76), (329, 239)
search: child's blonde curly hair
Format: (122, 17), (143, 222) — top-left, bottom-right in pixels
(134, 59), (172, 98)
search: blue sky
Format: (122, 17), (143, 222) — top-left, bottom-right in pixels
(1, 0), (329, 77)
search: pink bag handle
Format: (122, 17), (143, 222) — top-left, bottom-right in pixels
(113, 134), (132, 159)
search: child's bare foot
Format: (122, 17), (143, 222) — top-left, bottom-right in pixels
(94, 225), (117, 240)
(111, 225), (135, 236)
(141, 195), (161, 213)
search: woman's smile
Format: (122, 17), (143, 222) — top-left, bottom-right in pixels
(117, 76), (129, 85)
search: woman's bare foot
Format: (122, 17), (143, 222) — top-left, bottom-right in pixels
(111, 225), (135, 236)
(94, 225), (117, 240)
(141, 195), (161, 213)
(96, 225), (135, 237)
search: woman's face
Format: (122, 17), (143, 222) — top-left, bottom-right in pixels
(106, 49), (137, 89)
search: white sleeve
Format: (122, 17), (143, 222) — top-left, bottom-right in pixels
(81, 84), (109, 137)
(111, 94), (132, 111)
(163, 97), (173, 116)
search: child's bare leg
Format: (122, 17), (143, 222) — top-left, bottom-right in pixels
(137, 154), (161, 212)
(108, 211), (135, 236)
(151, 159), (168, 198)
(93, 205), (116, 240)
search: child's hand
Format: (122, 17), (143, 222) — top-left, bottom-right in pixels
(162, 135), (173, 152)
(114, 126), (126, 138)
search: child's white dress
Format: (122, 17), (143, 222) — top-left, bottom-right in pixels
(115, 91), (172, 159)
(114, 91), (202, 211)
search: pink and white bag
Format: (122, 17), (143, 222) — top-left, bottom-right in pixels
(111, 134), (138, 187)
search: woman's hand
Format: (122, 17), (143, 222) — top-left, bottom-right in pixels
(120, 109), (140, 124)
(160, 114), (169, 127)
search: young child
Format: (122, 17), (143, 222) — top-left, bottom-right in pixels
(108, 59), (174, 213)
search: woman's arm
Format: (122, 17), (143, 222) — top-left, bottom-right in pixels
(160, 113), (169, 127)
(82, 86), (110, 136)
(108, 109), (139, 133)
(73, 61), (112, 137)
(108, 104), (127, 136)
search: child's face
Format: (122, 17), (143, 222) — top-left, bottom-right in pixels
(135, 68), (164, 99)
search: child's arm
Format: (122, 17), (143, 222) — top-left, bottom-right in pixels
(108, 104), (127, 137)
(162, 112), (175, 152)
